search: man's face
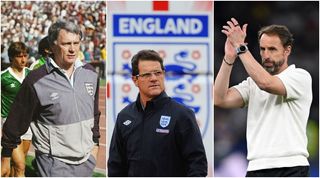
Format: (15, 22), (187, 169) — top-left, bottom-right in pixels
(132, 60), (165, 101)
(52, 29), (80, 67)
(12, 53), (28, 70)
(259, 34), (290, 75)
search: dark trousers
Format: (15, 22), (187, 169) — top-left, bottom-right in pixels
(246, 166), (309, 177)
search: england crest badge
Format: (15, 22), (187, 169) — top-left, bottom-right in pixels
(85, 83), (94, 96)
(159, 115), (171, 128)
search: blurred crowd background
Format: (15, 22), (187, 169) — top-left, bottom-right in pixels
(1, 1), (106, 78)
(0, 1), (107, 174)
(214, 1), (319, 177)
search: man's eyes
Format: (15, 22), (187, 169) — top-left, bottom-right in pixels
(140, 73), (151, 77)
(61, 42), (80, 46)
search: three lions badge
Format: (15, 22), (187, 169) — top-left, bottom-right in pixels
(159, 115), (171, 128)
(85, 83), (94, 96)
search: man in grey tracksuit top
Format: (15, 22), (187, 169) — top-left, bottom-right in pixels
(1, 19), (101, 177)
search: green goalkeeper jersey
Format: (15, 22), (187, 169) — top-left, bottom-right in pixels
(1, 67), (30, 118)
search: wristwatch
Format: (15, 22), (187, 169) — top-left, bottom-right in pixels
(236, 44), (248, 55)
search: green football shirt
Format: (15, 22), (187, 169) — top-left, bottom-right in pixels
(29, 57), (46, 70)
(1, 67), (30, 118)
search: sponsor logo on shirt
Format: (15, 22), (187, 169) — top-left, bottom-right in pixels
(10, 83), (15, 88)
(159, 115), (171, 128)
(156, 128), (169, 134)
(85, 83), (94, 96)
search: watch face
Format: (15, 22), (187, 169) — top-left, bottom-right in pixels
(240, 45), (246, 52)
(237, 45), (248, 55)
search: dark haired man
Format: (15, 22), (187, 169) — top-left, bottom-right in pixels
(214, 18), (312, 176)
(1, 42), (31, 176)
(29, 36), (51, 70)
(108, 49), (208, 177)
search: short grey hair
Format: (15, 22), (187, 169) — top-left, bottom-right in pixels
(48, 19), (83, 46)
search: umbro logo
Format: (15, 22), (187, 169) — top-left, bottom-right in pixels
(123, 120), (132, 126)
(50, 92), (59, 100)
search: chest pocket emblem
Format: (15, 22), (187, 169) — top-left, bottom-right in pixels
(159, 115), (171, 128)
(85, 83), (94, 96)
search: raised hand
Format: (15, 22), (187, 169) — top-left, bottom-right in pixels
(222, 18), (248, 48)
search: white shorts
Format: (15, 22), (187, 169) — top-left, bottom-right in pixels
(2, 117), (32, 140)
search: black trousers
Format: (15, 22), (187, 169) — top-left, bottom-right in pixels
(246, 166), (309, 177)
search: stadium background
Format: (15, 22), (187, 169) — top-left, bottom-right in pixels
(1, 1), (106, 175)
(214, 1), (319, 177)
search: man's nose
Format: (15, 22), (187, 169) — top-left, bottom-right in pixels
(69, 48), (74, 53)
(149, 73), (158, 80)
(69, 44), (76, 53)
(261, 50), (270, 59)
(22, 55), (28, 62)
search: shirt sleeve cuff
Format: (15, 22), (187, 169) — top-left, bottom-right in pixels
(1, 148), (13, 157)
(93, 138), (99, 146)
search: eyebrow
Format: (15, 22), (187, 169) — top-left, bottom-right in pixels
(261, 46), (277, 49)
(61, 40), (80, 43)
(139, 69), (163, 72)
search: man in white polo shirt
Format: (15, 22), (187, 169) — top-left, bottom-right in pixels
(214, 17), (312, 176)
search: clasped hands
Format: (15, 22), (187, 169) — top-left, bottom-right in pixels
(221, 18), (248, 61)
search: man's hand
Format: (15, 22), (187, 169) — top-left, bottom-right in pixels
(1, 157), (11, 176)
(91, 145), (99, 161)
(221, 18), (248, 48)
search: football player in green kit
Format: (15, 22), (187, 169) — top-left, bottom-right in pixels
(1, 42), (32, 177)
(29, 36), (51, 70)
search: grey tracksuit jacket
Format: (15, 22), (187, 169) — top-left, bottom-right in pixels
(1, 59), (100, 164)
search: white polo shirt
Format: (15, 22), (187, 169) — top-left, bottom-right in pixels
(234, 65), (312, 171)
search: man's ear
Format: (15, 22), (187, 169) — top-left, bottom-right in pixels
(284, 45), (291, 56)
(132, 76), (138, 87)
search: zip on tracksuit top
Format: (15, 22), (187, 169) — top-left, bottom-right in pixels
(108, 91), (208, 176)
(1, 59), (101, 164)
